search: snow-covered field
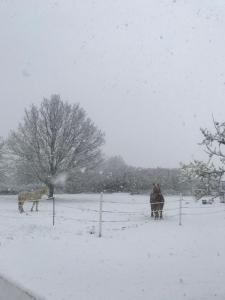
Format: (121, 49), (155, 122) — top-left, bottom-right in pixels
(0, 193), (225, 300)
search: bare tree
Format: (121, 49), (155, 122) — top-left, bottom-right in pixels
(8, 95), (105, 197)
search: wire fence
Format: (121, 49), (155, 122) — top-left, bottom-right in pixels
(1, 194), (225, 236)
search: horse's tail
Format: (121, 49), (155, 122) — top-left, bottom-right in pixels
(18, 192), (26, 203)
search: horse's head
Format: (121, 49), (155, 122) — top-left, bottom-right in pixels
(39, 186), (49, 196)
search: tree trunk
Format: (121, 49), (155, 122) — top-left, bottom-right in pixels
(48, 183), (54, 198)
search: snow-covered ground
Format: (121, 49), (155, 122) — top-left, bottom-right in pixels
(0, 193), (225, 300)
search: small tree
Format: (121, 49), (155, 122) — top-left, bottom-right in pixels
(181, 118), (225, 199)
(8, 95), (105, 197)
(181, 160), (223, 199)
(0, 138), (5, 183)
(200, 119), (225, 168)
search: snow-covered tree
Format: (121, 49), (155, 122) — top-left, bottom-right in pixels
(0, 137), (5, 182)
(181, 160), (223, 199)
(181, 118), (225, 199)
(200, 119), (225, 168)
(8, 95), (105, 197)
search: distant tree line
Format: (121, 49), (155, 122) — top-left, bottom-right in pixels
(61, 156), (187, 195)
(0, 153), (186, 195)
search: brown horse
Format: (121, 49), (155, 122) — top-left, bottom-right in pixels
(150, 184), (164, 219)
(18, 187), (48, 213)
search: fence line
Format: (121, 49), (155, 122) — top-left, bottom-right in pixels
(166, 213), (180, 218)
(59, 204), (180, 213)
(183, 210), (225, 216)
(182, 204), (225, 209)
(1, 207), (223, 221)
(1, 194), (225, 235)
(56, 216), (99, 223)
(104, 199), (180, 205)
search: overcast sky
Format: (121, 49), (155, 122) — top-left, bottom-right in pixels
(0, 0), (225, 168)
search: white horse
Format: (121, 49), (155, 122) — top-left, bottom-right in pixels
(18, 187), (48, 213)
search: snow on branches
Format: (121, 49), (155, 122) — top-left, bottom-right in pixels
(180, 118), (225, 199)
(8, 95), (105, 196)
(200, 118), (225, 163)
(0, 137), (5, 181)
(180, 160), (223, 199)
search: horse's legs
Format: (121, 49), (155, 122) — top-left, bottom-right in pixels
(155, 203), (162, 219)
(18, 201), (21, 213)
(159, 203), (164, 219)
(19, 202), (24, 213)
(18, 202), (21, 213)
(154, 210), (159, 219)
(31, 201), (35, 212)
(36, 201), (39, 212)
(159, 210), (163, 219)
(150, 204), (154, 217)
(151, 203), (157, 218)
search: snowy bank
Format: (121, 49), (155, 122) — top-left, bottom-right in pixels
(0, 272), (45, 300)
